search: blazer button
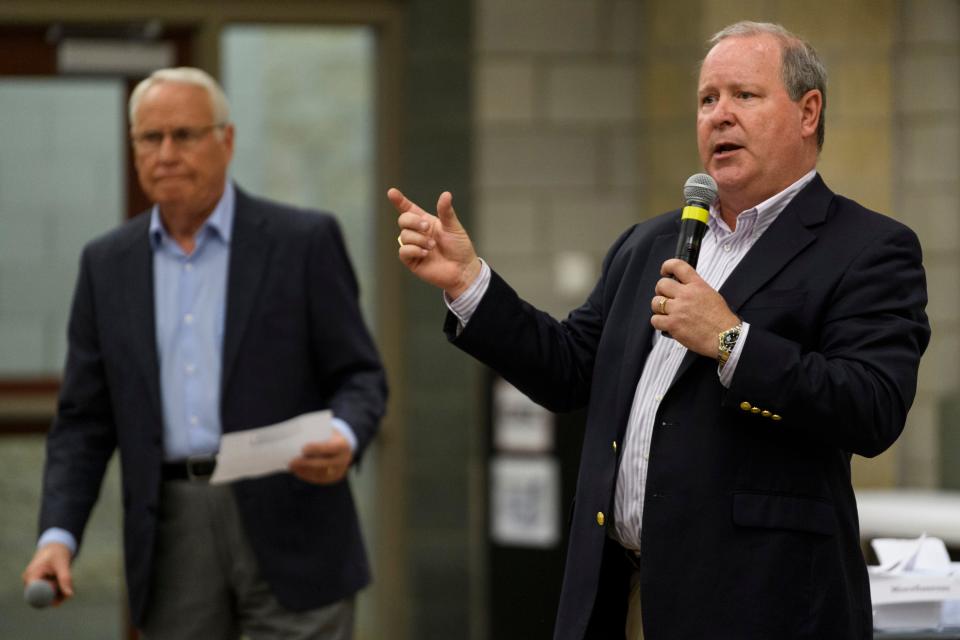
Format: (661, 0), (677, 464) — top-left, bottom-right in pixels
(771, 414), (782, 421)
(740, 401), (752, 411)
(612, 440), (618, 453)
(596, 512), (605, 526)
(751, 407), (761, 414)
(761, 410), (771, 418)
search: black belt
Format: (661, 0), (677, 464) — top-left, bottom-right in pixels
(161, 456), (217, 482)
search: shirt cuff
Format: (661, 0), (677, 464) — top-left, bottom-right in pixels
(38, 528), (77, 556)
(443, 258), (491, 328)
(331, 417), (358, 452)
(718, 322), (750, 388)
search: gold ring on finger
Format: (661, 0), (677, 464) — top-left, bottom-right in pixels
(659, 296), (668, 315)
(397, 234), (404, 248)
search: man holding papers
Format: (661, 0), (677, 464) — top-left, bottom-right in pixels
(22, 68), (387, 639)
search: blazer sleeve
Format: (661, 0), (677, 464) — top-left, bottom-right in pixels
(304, 216), (387, 463)
(39, 246), (117, 547)
(726, 222), (930, 457)
(448, 226), (637, 413)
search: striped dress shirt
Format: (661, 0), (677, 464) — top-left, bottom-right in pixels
(612, 169), (816, 552)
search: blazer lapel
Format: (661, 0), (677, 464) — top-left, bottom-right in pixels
(220, 190), (272, 401)
(119, 224), (163, 424)
(670, 174), (833, 383)
(613, 231), (676, 422)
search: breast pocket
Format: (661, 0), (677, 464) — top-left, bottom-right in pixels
(740, 288), (807, 310)
(739, 289), (808, 333)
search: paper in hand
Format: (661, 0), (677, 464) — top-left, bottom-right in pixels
(210, 410), (333, 484)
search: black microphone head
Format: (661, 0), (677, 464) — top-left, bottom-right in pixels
(683, 173), (718, 209)
(24, 579), (56, 608)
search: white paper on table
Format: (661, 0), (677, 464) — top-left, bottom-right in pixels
(872, 534), (952, 573)
(210, 410), (333, 484)
(868, 535), (960, 609)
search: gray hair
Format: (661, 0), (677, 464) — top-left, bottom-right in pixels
(128, 67), (231, 130)
(708, 21), (827, 150)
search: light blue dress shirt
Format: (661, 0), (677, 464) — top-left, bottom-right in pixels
(152, 182), (234, 461)
(40, 181), (356, 554)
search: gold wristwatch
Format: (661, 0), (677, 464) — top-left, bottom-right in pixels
(717, 323), (743, 369)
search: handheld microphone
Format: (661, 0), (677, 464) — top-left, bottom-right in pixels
(24, 579), (57, 608)
(674, 173), (718, 268)
(660, 173), (718, 340)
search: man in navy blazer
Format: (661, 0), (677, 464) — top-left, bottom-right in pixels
(391, 22), (929, 640)
(23, 68), (386, 639)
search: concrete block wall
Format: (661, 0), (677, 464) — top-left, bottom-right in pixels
(474, 0), (644, 318)
(893, 0), (960, 487)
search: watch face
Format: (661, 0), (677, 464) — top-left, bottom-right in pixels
(721, 328), (740, 349)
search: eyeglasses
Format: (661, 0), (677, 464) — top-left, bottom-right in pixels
(131, 123), (226, 152)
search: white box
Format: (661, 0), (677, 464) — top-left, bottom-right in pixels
(869, 535), (960, 630)
(870, 570), (960, 630)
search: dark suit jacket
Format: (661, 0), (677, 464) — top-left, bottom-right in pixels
(449, 175), (930, 639)
(39, 187), (388, 625)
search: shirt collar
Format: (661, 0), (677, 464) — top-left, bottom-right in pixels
(149, 180), (236, 250)
(708, 169), (817, 234)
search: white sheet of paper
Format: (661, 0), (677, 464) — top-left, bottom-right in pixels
(210, 410), (333, 484)
(872, 534), (952, 573)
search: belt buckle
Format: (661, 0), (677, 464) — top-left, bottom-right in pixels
(185, 454), (215, 482)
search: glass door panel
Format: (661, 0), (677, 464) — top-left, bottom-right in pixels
(0, 78), (125, 376)
(221, 25), (377, 323)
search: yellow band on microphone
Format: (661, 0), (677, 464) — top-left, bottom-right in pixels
(681, 205), (709, 224)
